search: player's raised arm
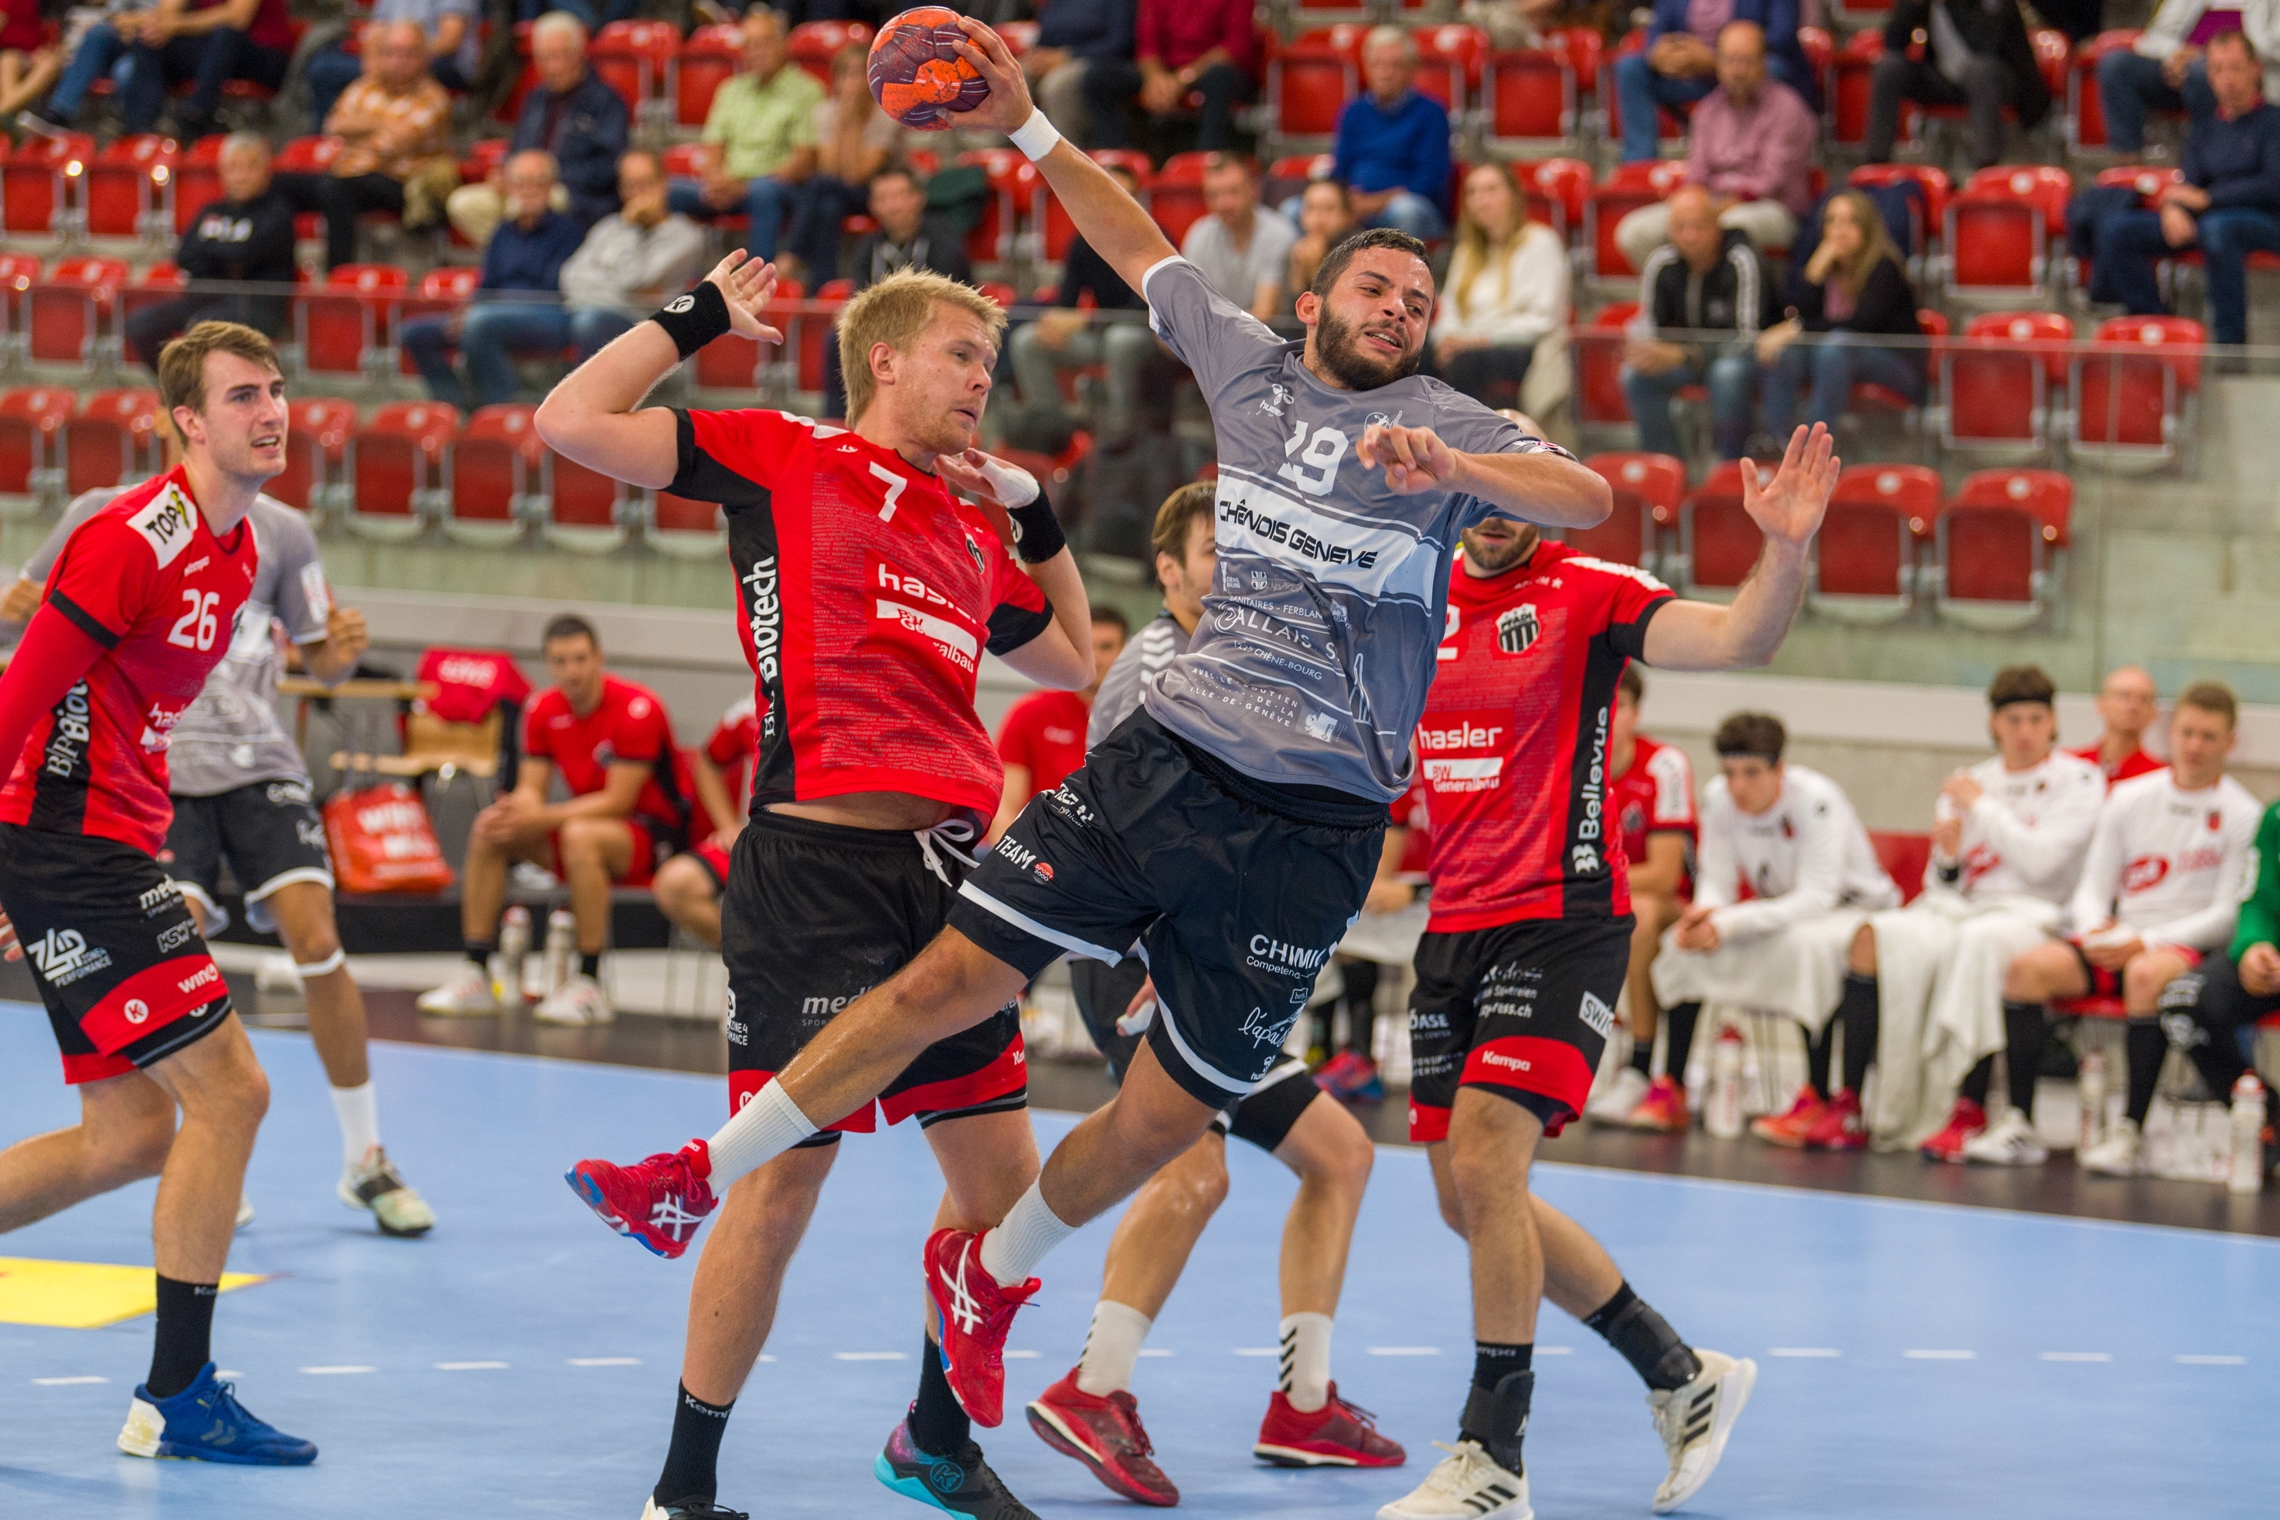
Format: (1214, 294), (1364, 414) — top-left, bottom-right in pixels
(535, 252), (780, 490)
(1641, 423), (1839, 671)
(951, 18), (1176, 298)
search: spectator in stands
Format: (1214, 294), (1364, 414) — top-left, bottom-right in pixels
(1865, 0), (2053, 170)
(1622, 185), (1774, 459)
(1653, 712), (1902, 1151)
(2082, 30), (2280, 349)
(650, 699), (756, 955)
(304, 0), (477, 132)
(2097, 0), (2242, 155)
(1083, 0), (1256, 154)
(125, 132), (296, 367)
(1024, 0), (1135, 144)
(1614, 0), (1817, 164)
(271, 21), (454, 271)
(24, 0), (295, 140)
(821, 165), (972, 417)
(1010, 163), (1161, 445)
(2071, 665), (2167, 784)
(0, 1), (61, 126)
(1463, 0), (1627, 50)
(782, 43), (904, 287)
(554, 150), (708, 360)
(1615, 22), (1818, 273)
(1995, 682), (2259, 1175)
(1430, 162), (1571, 417)
(402, 150), (587, 411)
(446, 12), (625, 248)
(668, 7), (823, 263)
(1753, 190), (1925, 443)
(989, 608), (1130, 843)
(418, 615), (694, 1028)
(1286, 177), (1358, 300)
(2160, 788), (2280, 1183)
(1325, 26), (1453, 241)
(1183, 154), (1297, 324)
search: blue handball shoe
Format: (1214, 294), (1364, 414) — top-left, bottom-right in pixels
(117, 1362), (318, 1465)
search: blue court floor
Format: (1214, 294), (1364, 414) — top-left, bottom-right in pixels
(1, 1006), (2274, 1519)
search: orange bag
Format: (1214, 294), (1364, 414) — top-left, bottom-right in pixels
(323, 781), (454, 894)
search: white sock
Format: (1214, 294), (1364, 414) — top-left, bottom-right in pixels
(1280, 1312), (1333, 1413)
(1075, 1300), (1152, 1396)
(703, 1081), (817, 1188)
(329, 1084), (380, 1168)
(979, 1181), (1077, 1287)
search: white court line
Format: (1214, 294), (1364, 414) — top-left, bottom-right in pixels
(1770, 1348), (1843, 1358)
(216, 1370), (243, 1379)
(761, 1354), (776, 1363)
(435, 1361), (509, 1371)
(568, 1357), (642, 1367)
(1902, 1350), (1976, 1360)
(1138, 1349), (1172, 1358)
(1538, 1347), (1573, 1356)
(33, 1376), (108, 1386)
(2176, 1354), (2248, 1365)
(2039, 1352), (2111, 1363)
(833, 1352), (909, 1361)
(300, 1365), (377, 1375)
(1233, 1347), (1278, 1357)
(1005, 1350), (1041, 1359)
(1366, 1347), (1442, 1357)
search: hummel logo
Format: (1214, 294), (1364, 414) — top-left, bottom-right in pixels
(649, 1195), (704, 1241)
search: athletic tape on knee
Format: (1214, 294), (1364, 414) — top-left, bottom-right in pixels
(295, 949), (347, 978)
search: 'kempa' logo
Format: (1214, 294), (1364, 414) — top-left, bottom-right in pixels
(1497, 604), (1540, 655)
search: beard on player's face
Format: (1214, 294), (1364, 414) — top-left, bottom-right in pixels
(1313, 304), (1424, 391)
(1460, 518), (1539, 572)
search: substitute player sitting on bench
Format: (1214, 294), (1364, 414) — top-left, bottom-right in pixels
(419, 614), (693, 1025)
(651, 697), (756, 953)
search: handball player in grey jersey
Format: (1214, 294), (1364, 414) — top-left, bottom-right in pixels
(10, 468), (434, 1237)
(564, 12), (1610, 1450)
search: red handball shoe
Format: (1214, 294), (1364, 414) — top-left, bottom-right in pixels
(564, 1140), (716, 1258)
(1252, 1384), (1406, 1468)
(1627, 1074), (1691, 1133)
(1025, 1368), (1179, 1506)
(924, 1228), (1038, 1428)
(1749, 1087), (1829, 1148)
(1918, 1096), (1987, 1163)
(1802, 1087), (1867, 1151)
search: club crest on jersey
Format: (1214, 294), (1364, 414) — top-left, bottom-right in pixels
(1496, 604), (1540, 655)
(966, 535), (986, 575)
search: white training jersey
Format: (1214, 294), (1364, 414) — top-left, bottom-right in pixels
(1936, 750), (2107, 905)
(2065, 768), (2262, 952)
(1696, 763), (1900, 941)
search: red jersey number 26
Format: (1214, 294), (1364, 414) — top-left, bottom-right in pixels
(168, 589), (222, 651)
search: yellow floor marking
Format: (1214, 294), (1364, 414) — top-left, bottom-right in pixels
(0, 1258), (266, 1329)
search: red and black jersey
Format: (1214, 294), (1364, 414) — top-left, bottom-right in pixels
(704, 697), (760, 816)
(1417, 541), (1673, 933)
(523, 676), (694, 842)
(0, 468), (257, 854)
(1610, 733), (1697, 899)
(668, 408), (1055, 821)
(995, 688), (1091, 802)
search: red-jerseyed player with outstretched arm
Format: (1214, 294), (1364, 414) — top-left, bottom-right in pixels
(537, 259), (1094, 1520)
(0, 322), (315, 1467)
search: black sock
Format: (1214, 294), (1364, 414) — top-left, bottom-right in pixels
(910, 1333), (971, 1456)
(147, 1275), (218, 1401)
(579, 951), (602, 980)
(1473, 1340), (1532, 1391)
(1959, 1054), (1994, 1108)
(1343, 959), (1381, 1054)
(1837, 973), (1879, 1096)
(1583, 1280), (1702, 1392)
(1663, 1001), (1702, 1079)
(1628, 1031), (1654, 1077)
(2002, 1001), (2046, 1114)
(2124, 1020), (2165, 1126)
(1804, 1018), (1834, 1097)
(465, 939), (494, 969)
(653, 1382), (735, 1507)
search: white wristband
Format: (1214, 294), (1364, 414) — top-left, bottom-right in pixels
(976, 455), (1039, 507)
(1008, 109), (1063, 163)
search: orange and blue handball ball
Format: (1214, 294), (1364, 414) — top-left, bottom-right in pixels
(868, 7), (993, 129)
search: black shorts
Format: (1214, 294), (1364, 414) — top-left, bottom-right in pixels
(950, 711), (1386, 1109)
(163, 778), (334, 934)
(721, 810), (1025, 1147)
(0, 823), (233, 1085)
(1068, 955), (1322, 1152)
(1407, 916), (1632, 1142)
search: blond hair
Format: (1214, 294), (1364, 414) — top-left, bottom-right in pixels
(1446, 162), (1528, 322)
(157, 320), (280, 418)
(836, 270), (1006, 423)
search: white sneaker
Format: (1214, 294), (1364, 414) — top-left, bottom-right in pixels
(1375, 1440), (1530, 1520)
(1960, 1106), (2049, 1167)
(2080, 1116), (2143, 1176)
(339, 1147), (435, 1237)
(1586, 1066), (1652, 1126)
(535, 972), (614, 1026)
(235, 1194), (254, 1230)
(254, 954), (304, 994)
(1649, 1348), (1755, 1513)
(417, 966), (501, 1017)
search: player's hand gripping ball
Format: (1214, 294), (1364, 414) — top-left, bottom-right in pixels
(868, 7), (994, 129)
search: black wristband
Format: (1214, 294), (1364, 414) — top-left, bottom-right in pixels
(1005, 483), (1067, 564)
(650, 281), (732, 359)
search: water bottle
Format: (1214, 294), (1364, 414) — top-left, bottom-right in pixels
(543, 908), (576, 998)
(2078, 1046), (2107, 1153)
(2230, 1073), (2267, 1195)
(1705, 1024), (1746, 1138)
(496, 905), (532, 1005)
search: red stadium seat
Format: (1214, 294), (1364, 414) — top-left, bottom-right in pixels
(1871, 831), (1933, 904)
(1934, 468), (2072, 624)
(1512, 157), (1591, 244)
(1484, 30), (1599, 149)
(789, 19), (872, 85)
(1575, 302), (1638, 427)
(348, 400), (457, 538)
(492, 21), (539, 126)
(0, 385), (73, 514)
(956, 148), (1025, 266)
(396, 267), (481, 376)
(1848, 162), (1950, 261)
(677, 25), (743, 128)
(1589, 160), (1689, 279)
(1149, 151), (1214, 248)
(0, 252), (39, 360)
(1268, 27), (1366, 140)
(1412, 24), (1488, 120)
(277, 397), (357, 514)
(593, 19), (680, 128)
(3, 132), (93, 237)
(1813, 464), (1938, 615)
(646, 490), (727, 558)
(65, 387), (158, 497)
(118, 261), (184, 338)
(544, 449), (630, 553)
(85, 134), (176, 240)
(1829, 29), (1888, 147)
(1675, 460), (1772, 594)
(461, 138), (512, 182)
(171, 135), (227, 234)
(1945, 165), (2072, 299)
(1940, 310), (2072, 458)
(1579, 451), (1684, 571)
(2071, 315), (2202, 469)
(2071, 31), (2146, 150)
(1600, 29), (1687, 147)
(1037, 150), (1152, 262)
(1842, 308), (1945, 425)
(273, 136), (345, 241)
(447, 403), (544, 543)
(29, 256), (128, 367)
(298, 264), (405, 379)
